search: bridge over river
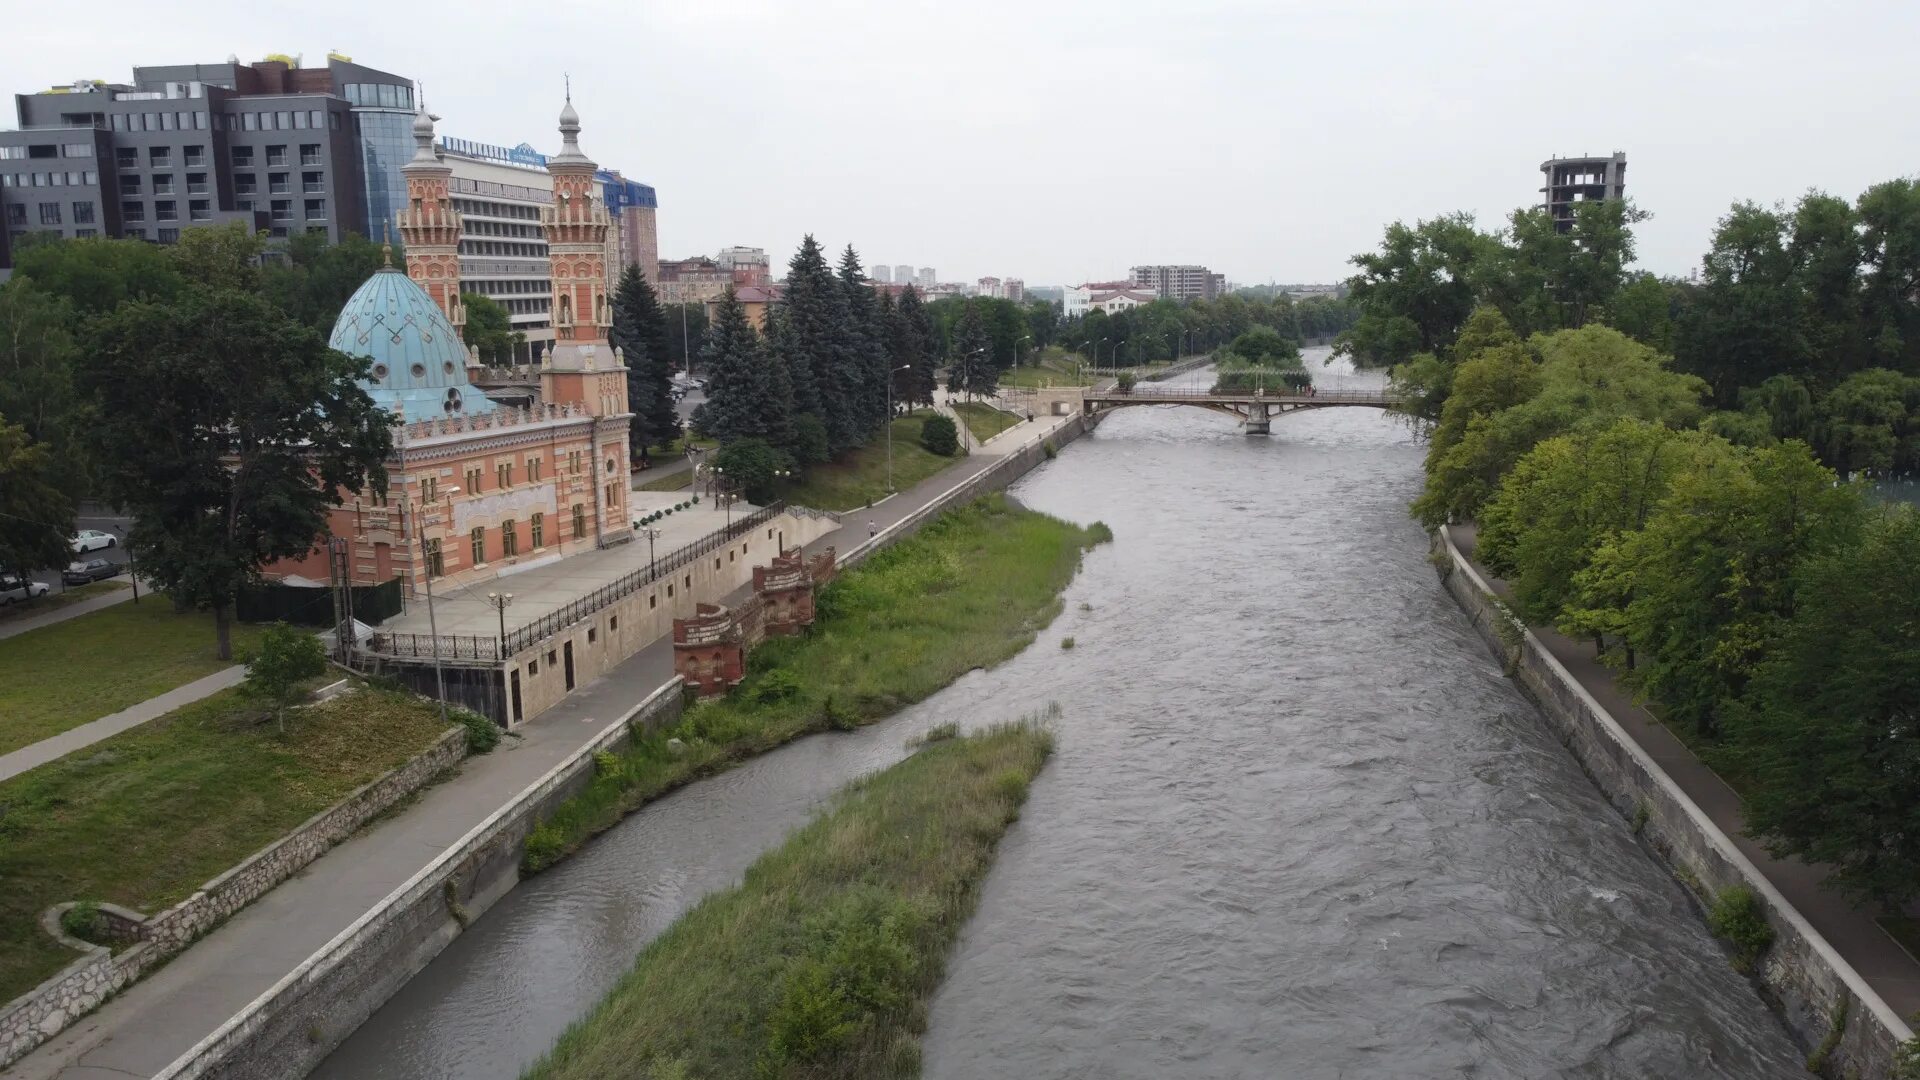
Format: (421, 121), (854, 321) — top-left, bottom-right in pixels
(1082, 384), (1406, 433)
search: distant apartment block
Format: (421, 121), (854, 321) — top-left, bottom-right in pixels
(977, 275), (1001, 298)
(1004, 278), (1025, 304)
(872, 264), (891, 283)
(917, 266), (935, 288)
(893, 263), (914, 287)
(717, 245), (769, 286)
(1540, 151), (1626, 233)
(1129, 264), (1224, 302)
(657, 256), (733, 304)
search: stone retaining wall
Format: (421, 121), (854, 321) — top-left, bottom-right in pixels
(151, 680), (686, 1080)
(0, 718), (469, 1070)
(1432, 526), (1911, 1078)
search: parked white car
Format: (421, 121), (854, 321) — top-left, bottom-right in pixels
(70, 530), (116, 554)
(0, 574), (51, 605)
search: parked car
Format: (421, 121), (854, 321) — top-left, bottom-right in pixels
(70, 529), (116, 554)
(0, 574), (51, 605)
(62, 559), (123, 585)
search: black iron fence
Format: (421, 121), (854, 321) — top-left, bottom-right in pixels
(363, 502), (788, 663)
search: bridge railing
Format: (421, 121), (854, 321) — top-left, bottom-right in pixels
(1086, 385), (1403, 405)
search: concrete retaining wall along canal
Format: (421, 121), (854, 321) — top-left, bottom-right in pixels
(150, 680), (687, 1080)
(840, 411), (1098, 571)
(1431, 526), (1911, 1078)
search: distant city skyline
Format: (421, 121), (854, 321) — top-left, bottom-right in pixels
(8, 1), (1918, 285)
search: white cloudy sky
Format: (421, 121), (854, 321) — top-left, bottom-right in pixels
(14, 0), (1920, 286)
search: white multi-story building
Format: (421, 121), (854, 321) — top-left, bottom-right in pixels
(1063, 279), (1139, 318)
(873, 265), (892, 283)
(917, 266), (936, 288)
(894, 264), (914, 287)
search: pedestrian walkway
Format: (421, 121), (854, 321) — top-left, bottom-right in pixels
(10, 415), (1077, 1080)
(0, 664), (243, 783)
(1450, 523), (1920, 1020)
(0, 582), (144, 643)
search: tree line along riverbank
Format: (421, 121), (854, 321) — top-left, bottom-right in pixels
(521, 721), (1054, 1080)
(521, 493), (1109, 873)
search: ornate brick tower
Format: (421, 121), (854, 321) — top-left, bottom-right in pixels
(395, 101), (466, 331)
(538, 89), (632, 546)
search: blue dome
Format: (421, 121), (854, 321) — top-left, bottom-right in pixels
(329, 268), (496, 419)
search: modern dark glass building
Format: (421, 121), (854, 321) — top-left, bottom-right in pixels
(0, 54), (414, 265)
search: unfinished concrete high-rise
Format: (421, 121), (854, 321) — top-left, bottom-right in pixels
(1539, 151), (1626, 232)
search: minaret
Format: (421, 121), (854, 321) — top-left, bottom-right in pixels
(395, 99), (465, 329)
(542, 87), (614, 362)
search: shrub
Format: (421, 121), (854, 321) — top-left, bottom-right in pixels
(791, 413), (831, 465)
(713, 438), (798, 503)
(920, 722), (959, 743)
(1059, 636), (1076, 650)
(1707, 885), (1774, 973)
(242, 623), (328, 733)
(524, 822), (567, 871)
(747, 668), (804, 705)
(1043, 441), (1057, 460)
(920, 414), (959, 456)
(60, 901), (101, 942)
(452, 707), (501, 753)
(1115, 371), (1137, 392)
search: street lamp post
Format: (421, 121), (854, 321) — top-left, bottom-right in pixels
(485, 591), (514, 658)
(417, 484), (461, 724)
(643, 525), (662, 577)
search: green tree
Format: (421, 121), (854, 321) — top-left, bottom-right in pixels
(0, 280), (89, 492)
(919, 413), (959, 457)
(0, 415), (74, 581)
(1673, 202), (1804, 406)
(1223, 325), (1302, 367)
(692, 289), (793, 449)
(1569, 441), (1862, 737)
(776, 236), (845, 448)
(1815, 368), (1919, 477)
(1856, 178), (1920, 373)
(81, 289), (394, 659)
(170, 222), (265, 293)
(610, 265), (680, 460)
(1723, 505), (1920, 908)
(1339, 213), (1496, 368)
(895, 286), (938, 409)
(946, 300), (998, 398)
(242, 623), (328, 733)
(260, 231), (390, 334)
(461, 292), (526, 366)
(1606, 273), (1678, 352)
(711, 438), (794, 504)
(837, 245), (888, 438)
(11, 234), (184, 317)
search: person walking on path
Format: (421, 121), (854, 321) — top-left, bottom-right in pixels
(869, 518), (877, 539)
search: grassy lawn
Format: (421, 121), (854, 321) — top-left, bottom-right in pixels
(0, 598), (266, 757)
(0, 581), (128, 625)
(0, 684), (453, 1002)
(524, 723), (1051, 1080)
(781, 413), (961, 511)
(951, 400), (1023, 444)
(522, 494), (1108, 872)
(635, 469), (693, 493)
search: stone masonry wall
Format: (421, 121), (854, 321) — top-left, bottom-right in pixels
(1431, 526), (1911, 1078)
(0, 721), (469, 1071)
(150, 680), (686, 1080)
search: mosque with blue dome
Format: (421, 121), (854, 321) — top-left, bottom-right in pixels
(272, 93), (633, 596)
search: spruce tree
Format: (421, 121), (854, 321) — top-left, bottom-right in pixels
(877, 289), (908, 417)
(774, 236), (836, 435)
(897, 284), (939, 409)
(838, 244), (890, 439)
(948, 299), (999, 398)
(611, 265), (681, 461)
(691, 288), (792, 446)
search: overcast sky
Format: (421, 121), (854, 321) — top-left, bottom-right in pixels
(14, 0), (1920, 287)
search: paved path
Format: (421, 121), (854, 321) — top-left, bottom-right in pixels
(0, 582), (145, 643)
(0, 665), (245, 783)
(12, 412), (1079, 1080)
(1451, 523), (1920, 1020)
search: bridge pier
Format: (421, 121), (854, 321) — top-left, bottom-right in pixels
(1243, 402), (1271, 435)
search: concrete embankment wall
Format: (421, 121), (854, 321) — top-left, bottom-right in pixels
(152, 682), (686, 1080)
(841, 412), (1098, 570)
(155, 414), (1098, 1079)
(1431, 526), (1910, 1078)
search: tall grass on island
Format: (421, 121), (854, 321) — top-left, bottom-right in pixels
(522, 493), (1109, 872)
(522, 721), (1054, 1080)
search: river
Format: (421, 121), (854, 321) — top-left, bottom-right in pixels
(318, 348), (1804, 1079)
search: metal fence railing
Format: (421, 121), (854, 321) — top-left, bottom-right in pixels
(1085, 385), (1403, 405)
(364, 502), (788, 663)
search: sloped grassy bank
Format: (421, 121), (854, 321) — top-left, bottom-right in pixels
(522, 493), (1108, 872)
(523, 722), (1054, 1080)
